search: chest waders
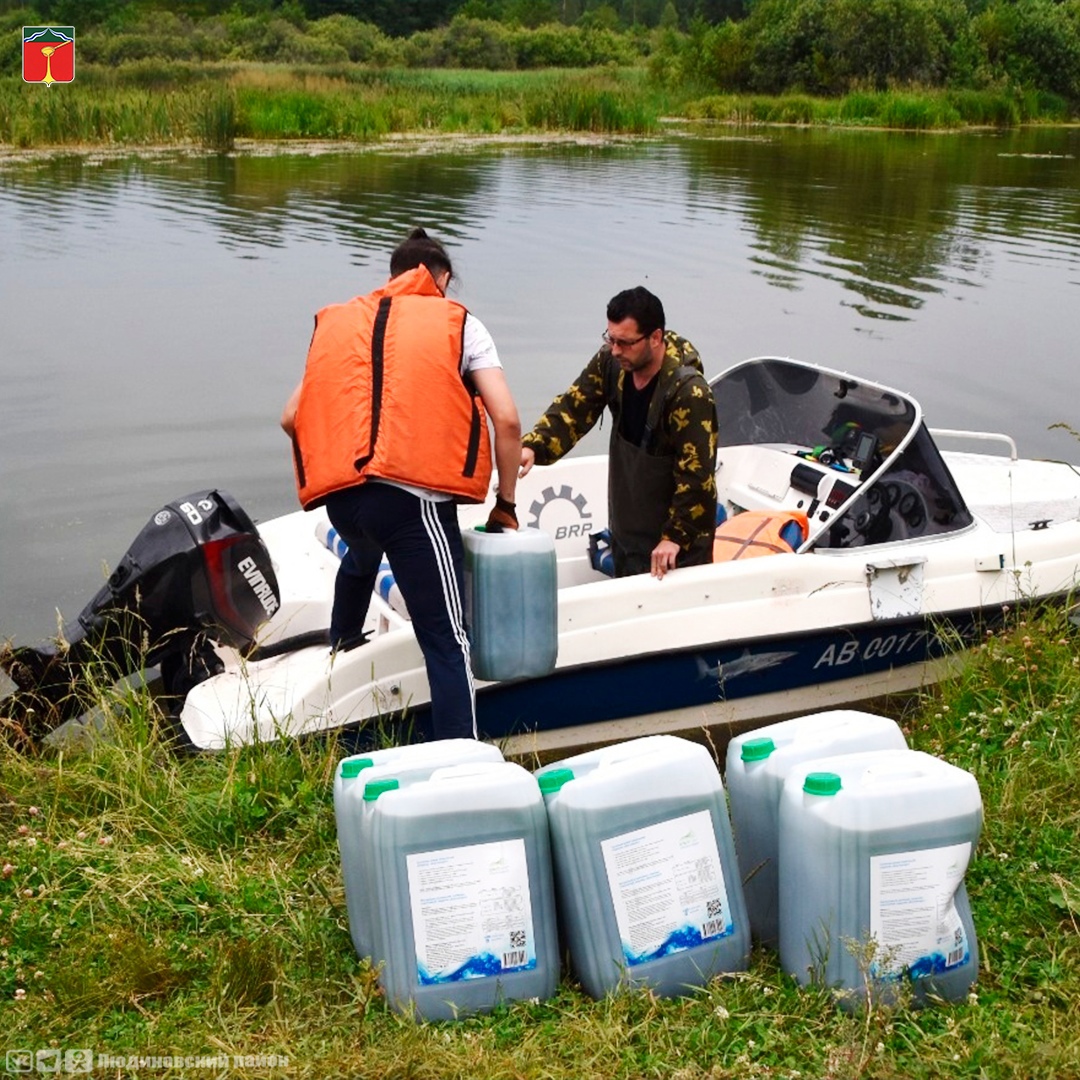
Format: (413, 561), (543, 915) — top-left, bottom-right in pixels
(606, 364), (712, 577)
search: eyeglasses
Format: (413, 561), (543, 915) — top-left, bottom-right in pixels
(602, 330), (647, 349)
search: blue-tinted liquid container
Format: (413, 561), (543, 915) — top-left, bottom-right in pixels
(367, 760), (559, 1020)
(725, 710), (908, 947)
(332, 740), (503, 958)
(778, 749), (982, 1009)
(462, 526), (557, 681)
(537, 735), (749, 999)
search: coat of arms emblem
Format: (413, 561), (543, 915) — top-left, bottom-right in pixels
(23, 26), (75, 85)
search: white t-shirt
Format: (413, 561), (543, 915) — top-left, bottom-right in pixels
(377, 312), (501, 502)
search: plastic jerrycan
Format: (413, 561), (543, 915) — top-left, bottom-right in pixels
(332, 740), (503, 958)
(367, 760), (559, 1020)
(778, 748), (983, 1009)
(536, 735), (750, 1000)
(461, 526), (557, 681)
(725, 710), (908, 947)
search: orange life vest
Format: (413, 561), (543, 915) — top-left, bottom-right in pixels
(290, 266), (492, 509)
(713, 510), (809, 562)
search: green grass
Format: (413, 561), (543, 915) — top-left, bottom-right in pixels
(0, 67), (665, 148)
(683, 86), (1067, 129)
(1, 67), (1075, 150)
(2, 601), (1079, 1077)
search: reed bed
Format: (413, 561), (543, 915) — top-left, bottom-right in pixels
(684, 87), (1068, 129)
(0, 68), (663, 149)
(1, 68), (1070, 151)
(2, 600), (1079, 1078)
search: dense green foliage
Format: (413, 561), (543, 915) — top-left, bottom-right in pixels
(5, 0), (751, 37)
(5, 0), (1080, 105)
(656, 0), (1080, 100)
(2, 601), (1079, 1076)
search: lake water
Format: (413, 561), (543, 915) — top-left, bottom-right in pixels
(2, 126), (1079, 645)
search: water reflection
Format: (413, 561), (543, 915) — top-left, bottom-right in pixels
(2, 129), (1079, 643)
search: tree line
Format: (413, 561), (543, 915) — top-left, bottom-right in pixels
(6, 0), (1080, 104)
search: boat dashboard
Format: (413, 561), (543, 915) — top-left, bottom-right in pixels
(716, 442), (936, 549)
(711, 357), (973, 550)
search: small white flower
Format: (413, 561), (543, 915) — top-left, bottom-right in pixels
(14, 988), (25, 1000)
(714, 1004), (730, 1021)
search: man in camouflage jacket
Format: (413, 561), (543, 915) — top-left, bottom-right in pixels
(520, 286), (717, 578)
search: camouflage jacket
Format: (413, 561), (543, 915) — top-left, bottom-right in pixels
(522, 331), (718, 551)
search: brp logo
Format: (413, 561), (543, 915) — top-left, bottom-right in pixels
(526, 484), (592, 541)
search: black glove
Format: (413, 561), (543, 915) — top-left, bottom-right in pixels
(485, 495), (518, 533)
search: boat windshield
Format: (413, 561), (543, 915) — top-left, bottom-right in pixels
(714, 358), (915, 452)
(711, 358), (973, 549)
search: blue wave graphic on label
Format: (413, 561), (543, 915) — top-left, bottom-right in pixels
(418, 951), (538, 985)
(622, 918), (735, 967)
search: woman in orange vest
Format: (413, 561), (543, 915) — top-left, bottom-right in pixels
(281, 228), (522, 740)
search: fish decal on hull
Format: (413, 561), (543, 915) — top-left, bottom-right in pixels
(696, 649), (799, 686)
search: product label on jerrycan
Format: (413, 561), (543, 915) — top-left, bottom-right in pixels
(601, 810), (734, 966)
(406, 838), (536, 985)
(869, 841), (973, 977)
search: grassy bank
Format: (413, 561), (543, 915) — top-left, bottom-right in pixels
(2, 602), (1078, 1078)
(1, 66), (1073, 151)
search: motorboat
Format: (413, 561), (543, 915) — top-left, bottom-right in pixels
(6, 357), (1080, 755)
(180, 356), (1080, 753)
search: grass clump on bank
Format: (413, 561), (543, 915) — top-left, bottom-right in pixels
(2, 62), (1076, 152)
(684, 86), (1070, 129)
(2, 602), (1079, 1077)
(0, 67), (666, 149)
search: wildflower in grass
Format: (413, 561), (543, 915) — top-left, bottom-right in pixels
(1, 864), (12, 878)
(28, 807), (39, 817)
(714, 1004), (730, 1020)
(14, 988), (25, 1000)
(16, 825), (28, 836)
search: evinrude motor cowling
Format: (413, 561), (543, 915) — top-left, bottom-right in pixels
(1, 489), (280, 740)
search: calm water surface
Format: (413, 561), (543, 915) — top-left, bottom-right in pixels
(2, 127), (1079, 643)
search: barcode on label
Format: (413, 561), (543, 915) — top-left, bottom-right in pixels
(947, 946), (965, 967)
(701, 917), (725, 939)
(502, 949), (527, 969)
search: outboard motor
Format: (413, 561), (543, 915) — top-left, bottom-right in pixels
(1, 489), (279, 741)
